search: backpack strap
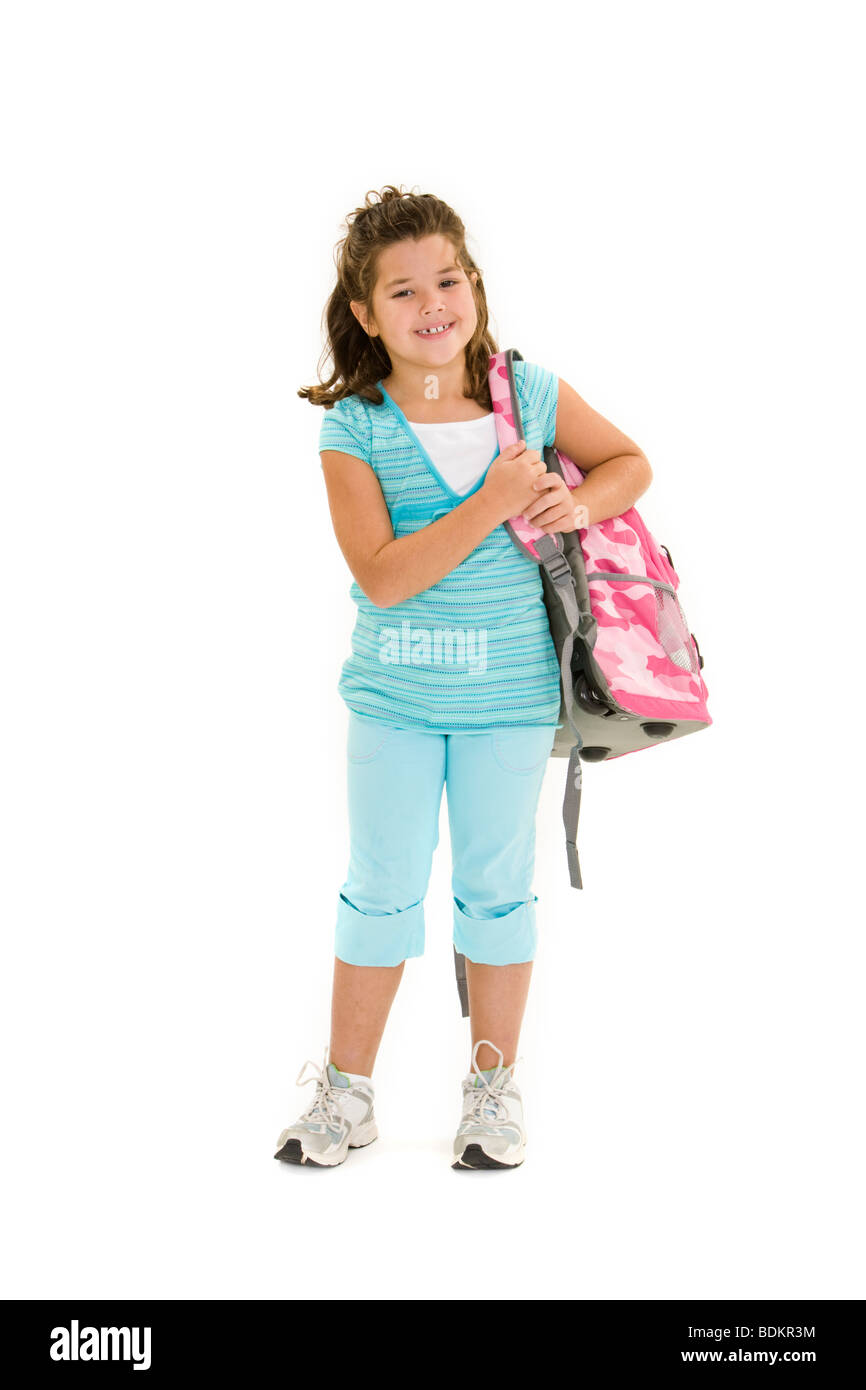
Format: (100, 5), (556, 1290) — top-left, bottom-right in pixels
(534, 532), (584, 889)
(489, 349), (588, 888)
(453, 945), (469, 1019)
(452, 349), (590, 1018)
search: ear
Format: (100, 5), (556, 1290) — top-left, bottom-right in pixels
(349, 300), (374, 334)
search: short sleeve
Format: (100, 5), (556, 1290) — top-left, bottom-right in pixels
(318, 394), (372, 464)
(513, 359), (559, 449)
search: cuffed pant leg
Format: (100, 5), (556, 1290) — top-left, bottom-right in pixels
(446, 725), (556, 965)
(453, 894), (539, 966)
(336, 891), (426, 967)
(336, 715), (446, 967)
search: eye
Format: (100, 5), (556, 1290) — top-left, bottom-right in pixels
(393, 279), (460, 298)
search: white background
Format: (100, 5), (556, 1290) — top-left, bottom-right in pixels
(2, 0), (863, 1300)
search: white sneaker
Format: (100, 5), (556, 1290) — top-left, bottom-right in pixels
(452, 1039), (526, 1169)
(273, 1046), (378, 1168)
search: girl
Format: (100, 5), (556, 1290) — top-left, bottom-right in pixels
(275, 185), (652, 1170)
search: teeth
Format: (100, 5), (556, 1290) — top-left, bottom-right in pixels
(417, 323), (452, 335)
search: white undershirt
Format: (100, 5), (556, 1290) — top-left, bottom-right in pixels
(407, 413), (497, 496)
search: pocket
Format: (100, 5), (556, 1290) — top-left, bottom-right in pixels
(654, 585), (700, 673)
(491, 727), (555, 775)
(586, 572), (700, 675)
(347, 715), (395, 764)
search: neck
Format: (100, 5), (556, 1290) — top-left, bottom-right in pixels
(381, 355), (469, 412)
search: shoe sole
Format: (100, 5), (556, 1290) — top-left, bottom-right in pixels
(452, 1142), (524, 1170)
(273, 1121), (378, 1167)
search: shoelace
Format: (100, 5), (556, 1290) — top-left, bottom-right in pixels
(294, 1045), (344, 1130)
(466, 1038), (524, 1125)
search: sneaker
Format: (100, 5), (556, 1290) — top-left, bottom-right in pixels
(452, 1039), (526, 1170)
(273, 1046), (378, 1168)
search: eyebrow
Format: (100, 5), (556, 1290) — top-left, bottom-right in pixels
(383, 264), (460, 290)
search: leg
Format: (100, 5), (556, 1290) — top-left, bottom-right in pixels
(331, 714), (445, 1075)
(446, 725), (556, 1068)
(329, 958), (405, 1077)
(463, 960), (533, 1070)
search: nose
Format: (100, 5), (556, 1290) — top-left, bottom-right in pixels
(420, 289), (446, 314)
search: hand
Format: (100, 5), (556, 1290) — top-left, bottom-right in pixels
(482, 440), (548, 523)
(521, 472), (589, 533)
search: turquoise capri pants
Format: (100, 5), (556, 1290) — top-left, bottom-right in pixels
(336, 712), (557, 968)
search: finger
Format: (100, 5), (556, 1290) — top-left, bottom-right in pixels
(525, 501), (564, 526)
(530, 503), (574, 530)
(533, 474), (564, 493)
(526, 487), (559, 513)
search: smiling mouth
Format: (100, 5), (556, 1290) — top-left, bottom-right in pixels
(415, 322), (455, 337)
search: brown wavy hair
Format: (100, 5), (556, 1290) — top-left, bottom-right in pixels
(299, 184), (499, 412)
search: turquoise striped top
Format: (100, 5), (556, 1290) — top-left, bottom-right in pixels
(318, 358), (563, 733)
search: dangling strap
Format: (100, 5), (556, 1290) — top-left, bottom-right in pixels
(563, 746), (583, 890)
(453, 946), (469, 1019)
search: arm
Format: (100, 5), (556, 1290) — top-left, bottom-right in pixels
(320, 449), (504, 609)
(553, 377), (653, 526)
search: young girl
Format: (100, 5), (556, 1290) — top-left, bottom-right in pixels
(276, 185), (652, 1170)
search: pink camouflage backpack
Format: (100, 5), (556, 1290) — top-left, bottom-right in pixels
(495, 345), (712, 878)
(451, 348), (712, 1015)
(494, 346), (711, 867)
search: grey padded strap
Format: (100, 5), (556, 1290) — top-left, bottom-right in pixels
(453, 351), (587, 1017)
(563, 746), (583, 890)
(536, 536), (586, 890)
(453, 946), (469, 1018)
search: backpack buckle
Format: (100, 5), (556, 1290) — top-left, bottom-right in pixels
(541, 549), (572, 585)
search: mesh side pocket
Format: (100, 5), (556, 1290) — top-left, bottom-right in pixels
(655, 588), (699, 673)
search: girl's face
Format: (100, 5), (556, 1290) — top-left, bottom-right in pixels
(352, 233), (479, 374)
